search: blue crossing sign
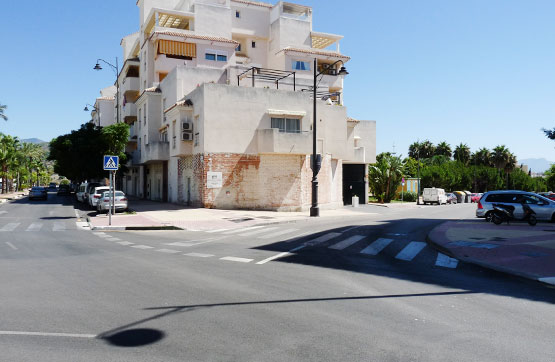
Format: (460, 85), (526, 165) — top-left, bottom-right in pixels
(103, 155), (119, 171)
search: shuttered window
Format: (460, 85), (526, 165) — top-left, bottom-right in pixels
(158, 40), (196, 58)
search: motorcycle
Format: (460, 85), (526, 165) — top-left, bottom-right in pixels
(491, 203), (537, 226)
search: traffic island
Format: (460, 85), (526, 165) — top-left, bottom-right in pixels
(428, 220), (555, 286)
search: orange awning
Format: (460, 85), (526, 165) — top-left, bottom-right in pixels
(158, 40), (196, 58)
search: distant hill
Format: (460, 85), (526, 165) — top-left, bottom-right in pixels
(21, 138), (46, 144)
(519, 158), (553, 174)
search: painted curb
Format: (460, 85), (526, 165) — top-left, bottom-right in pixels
(426, 222), (554, 287)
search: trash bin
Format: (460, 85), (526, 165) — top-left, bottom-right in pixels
(464, 191), (472, 203)
(454, 191), (464, 203)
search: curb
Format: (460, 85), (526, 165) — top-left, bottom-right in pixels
(426, 222), (555, 287)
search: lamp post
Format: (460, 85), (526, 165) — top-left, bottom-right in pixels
(310, 58), (348, 217)
(93, 58), (119, 124)
(84, 104), (99, 126)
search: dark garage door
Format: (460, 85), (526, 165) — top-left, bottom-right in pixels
(343, 164), (365, 205)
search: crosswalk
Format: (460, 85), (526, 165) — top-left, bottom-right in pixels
(0, 221), (78, 232)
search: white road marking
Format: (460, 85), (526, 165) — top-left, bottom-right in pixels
(0, 211), (7, 215)
(165, 237), (222, 247)
(285, 231), (313, 243)
(220, 256), (253, 263)
(223, 226), (265, 235)
(435, 253), (459, 268)
(238, 227), (279, 237)
(184, 253), (214, 258)
(52, 222), (66, 231)
(105, 237), (121, 242)
(0, 331), (96, 338)
(206, 228), (230, 233)
(5, 242), (17, 250)
(342, 226), (363, 233)
(395, 241), (427, 261)
(256, 252), (291, 265)
(0, 223), (19, 232)
(131, 245), (154, 249)
(329, 235), (366, 250)
(92, 232), (107, 237)
(75, 222), (90, 230)
(117, 241), (134, 246)
(26, 222), (43, 231)
(258, 228), (299, 240)
(360, 238), (394, 256)
(305, 232), (342, 246)
(156, 249), (181, 254)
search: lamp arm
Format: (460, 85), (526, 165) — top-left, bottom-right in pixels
(315, 59), (346, 78)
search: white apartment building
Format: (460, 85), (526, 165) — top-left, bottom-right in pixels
(89, 86), (116, 127)
(103, 0), (375, 211)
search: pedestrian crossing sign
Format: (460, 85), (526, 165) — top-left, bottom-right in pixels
(103, 155), (119, 170)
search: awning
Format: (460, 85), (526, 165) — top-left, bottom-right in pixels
(158, 40), (196, 58)
(267, 109), (307, 117)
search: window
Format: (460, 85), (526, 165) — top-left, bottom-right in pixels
(159, 130), (168, 143)
(138, 109), (142, 129)
(271, 118), (301, 133)
(205, 50), (228, 62)
(217, 54), (227, 61)
(144, 104), (147, 125)
(236, 44), (241, 52)
(205, 53), (216, 61)
(236, 10), (240, 18)
(251, 41), (256, 48)
(292, 60), (310, 71)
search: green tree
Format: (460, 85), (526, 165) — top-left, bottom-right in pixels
(545, 164), (555, 191)
(472, 147), (492, 167)
(419, 140), (435, 159)
(435, 141), (452, 158)
(408, 142), (421, 159)
(368, 153), (404, 203)
(491, 145), (511, 171)
(453, 143), (471, 165)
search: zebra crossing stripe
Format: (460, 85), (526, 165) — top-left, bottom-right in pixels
(239, 227), (279, 237)
(156, 249), (181, 254)
(131, 245), (154, 249)
(395, 241), (427, 261)
(220, 256), (253, 263)
(329, 235), (366, 250)
(52, 222), (66, 231)
(206, 228), (230, 233)
(26, 223), (43, 231)
(185, 253), (214, 258)
(305, 232), (342, 246)
(360, 238), (394, 256)
(258, 228), (299, 240)
(0, 223), (19, 232)
(222, 226), (265, 235)
(435, 253), (459, 268)
(117, 241), (134, 246)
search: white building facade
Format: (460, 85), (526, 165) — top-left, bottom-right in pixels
(102, 0), (375, 211)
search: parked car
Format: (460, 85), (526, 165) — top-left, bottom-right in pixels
(84, 182), (102, 204)
(29, 187), (47, 200)
(57, 184), (70, 196)
(446, 193), (457, 204)
(88, 186), (110, 208)
(471, 193), (483, 203)
(422, 188), (447, 205)
(48, 182), (57, 191)
(538, 192), (555, 201)
(97, 191), (128, 213)
(76, 183), (88, 203)
(476, 190), (555, 222)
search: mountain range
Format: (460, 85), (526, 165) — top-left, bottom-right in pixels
(21, 138), (46, 144)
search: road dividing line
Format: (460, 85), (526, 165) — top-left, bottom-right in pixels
(258, 228), (299, 240)
(360, 238), (394, 256)
(256, 252), (291, 265)
(117, 241), (134, 246)
(222, 226), (265, 235)
(0, 223), (19, 232)
(329, 235), (366, 250)
(0, 331), (96, 338)
(156, 249), (181, 254)
(395, 241), (427, 261)
(238, 227), (279, 237)
(220, 256), (253, 263)
(131, 245), (154, 249)
(435, 253), (459, 268)
(26, 222), (43, 231)
(185, 253), (214, 258)
(5, 242), (17, 250)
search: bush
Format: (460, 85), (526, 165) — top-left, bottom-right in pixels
(397, 191), (417, 202)
(59, 179), (70, 185)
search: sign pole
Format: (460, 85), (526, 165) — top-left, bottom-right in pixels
(103, 155), (119, 227)
(108, 171), (112, 226)
(112, 171), (116, 216)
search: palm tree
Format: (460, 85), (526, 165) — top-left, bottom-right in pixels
(0, 135), (18, 193)
(453, 143), (471, 165)
(0, 103), (7, 122)
(435, 141), (452, 158)
(472, 147), (491, 167)
(408, 141), (421, 159)
(491, 145), (511, 171)
(368, 153), (404, 203)
(504, 152), (517, 189)
(419, 140), (435, 159)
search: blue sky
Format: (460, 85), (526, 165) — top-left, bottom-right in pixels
(1, 0), (554, 162)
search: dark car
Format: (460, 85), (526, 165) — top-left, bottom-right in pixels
(57, 185), (70, 196)
(29, 187), (47, 200)
(48, 182), (57, 191)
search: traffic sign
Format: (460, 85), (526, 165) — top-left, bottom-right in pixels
(103, 155), (119, 171)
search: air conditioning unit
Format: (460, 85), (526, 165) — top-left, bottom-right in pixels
(181, 132), (193, 141)
(182, 122), (192, 131)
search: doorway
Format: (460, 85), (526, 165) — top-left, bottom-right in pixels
(343, 164), (365, 205)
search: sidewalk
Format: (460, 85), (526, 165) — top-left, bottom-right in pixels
(0, 190), (28, 203)
(428, 220), (555, 285)
(87, 198), (373, 231)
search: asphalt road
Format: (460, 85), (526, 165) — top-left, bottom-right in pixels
(1, 193), (553, 362)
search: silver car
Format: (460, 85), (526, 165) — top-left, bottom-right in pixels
(97, 191), (128, 213)
(476, 190), (555, 222)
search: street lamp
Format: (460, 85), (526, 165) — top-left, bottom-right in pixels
(310, 59), (348, 217)
(93, 58), (119, 124)
(83, 104), (97, 112)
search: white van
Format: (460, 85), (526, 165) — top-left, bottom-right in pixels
(423, 188), (447, 205)
(76, 183), (88, 203)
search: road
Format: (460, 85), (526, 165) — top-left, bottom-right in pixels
(1, 192), (553, 362)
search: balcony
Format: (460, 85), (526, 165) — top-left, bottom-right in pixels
(122, 103), (137, 124)
(257, 128), (312, 155)
(140, 141), (169, 164)
(127, 124), (137, 144)
(121, 77), (140, 100)
(170, 135), (193, 158)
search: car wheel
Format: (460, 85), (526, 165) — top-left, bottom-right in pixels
(485, 212), (492, 222)
(492, 214), (503, 225)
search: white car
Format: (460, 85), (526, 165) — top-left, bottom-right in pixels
(97, 191), (128, 213)
(76, 183), (88, 203)
(88, 186), (110, 208)
(422, 187), (447, 205)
